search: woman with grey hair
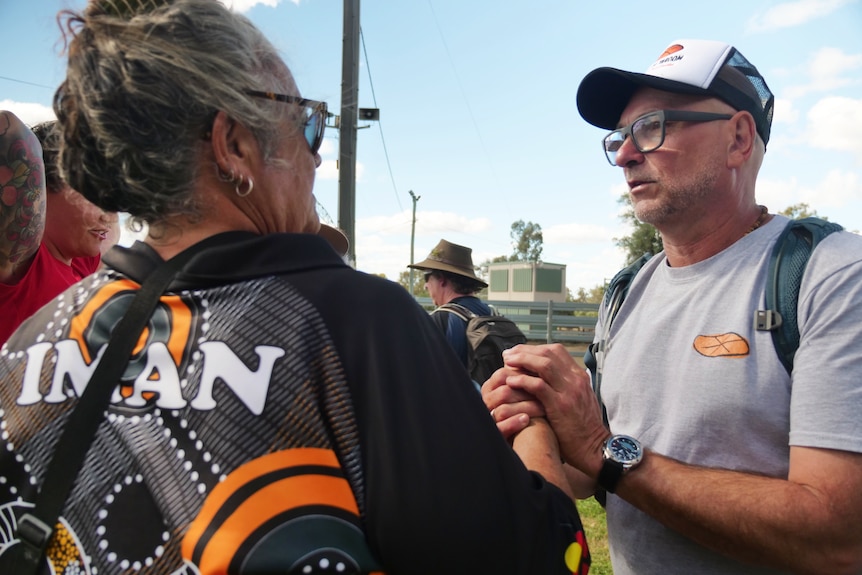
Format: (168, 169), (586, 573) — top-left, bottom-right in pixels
(0, 1), (590, 574)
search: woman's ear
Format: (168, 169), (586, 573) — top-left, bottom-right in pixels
(727, 110), (757, 169)
(209, 110), (260, 175)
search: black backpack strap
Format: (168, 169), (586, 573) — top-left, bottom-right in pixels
(755, 217), (842, 374)
(11, 235), (224, 574)
(584, 252), (652, 392)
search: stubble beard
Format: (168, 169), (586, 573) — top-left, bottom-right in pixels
(632, 165), (720, 229)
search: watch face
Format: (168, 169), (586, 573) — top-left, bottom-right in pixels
(607, 435), (643, 466)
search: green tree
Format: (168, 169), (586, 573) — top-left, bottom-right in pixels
(779, 202), (826, 220)
(614, 193), (662, 264)
(510, 220), (544, 262)
(478, 254), (509, 278)
(397, 270), (429, 297)
(570, 284), (607, 304)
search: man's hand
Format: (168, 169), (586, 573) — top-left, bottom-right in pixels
(500, 343), (609, 478)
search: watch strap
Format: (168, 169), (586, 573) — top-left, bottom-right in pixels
(597, 458), (624, 493)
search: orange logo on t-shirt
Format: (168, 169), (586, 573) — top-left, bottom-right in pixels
(693, 333), (750, 358)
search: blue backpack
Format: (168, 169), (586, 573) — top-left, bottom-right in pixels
(585, 217), (843, 393)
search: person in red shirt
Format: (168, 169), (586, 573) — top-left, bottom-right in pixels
(0, 113), (118, 344)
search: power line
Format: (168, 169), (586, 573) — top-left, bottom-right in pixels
(0, 76), (55, 90)
(425, 0), (504, 198)
(359, 26), (402, 212)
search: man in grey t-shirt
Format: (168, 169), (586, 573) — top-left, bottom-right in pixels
(483, 39), (862, 574)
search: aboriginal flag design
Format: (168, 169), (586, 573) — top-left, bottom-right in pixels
(182, 448), (384, 575)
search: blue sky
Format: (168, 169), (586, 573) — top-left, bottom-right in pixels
(2, 0), (861, 291)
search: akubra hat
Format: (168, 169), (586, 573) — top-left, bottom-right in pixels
(409, 239), (488, 288)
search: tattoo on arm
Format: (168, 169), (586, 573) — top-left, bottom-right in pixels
(0, 111), (46, 271)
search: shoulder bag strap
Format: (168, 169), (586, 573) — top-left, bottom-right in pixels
(12, 236), (222, 574)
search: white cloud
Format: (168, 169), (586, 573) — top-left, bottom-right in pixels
(347, 209), (494, 279)
(315, 138), (363, 182)
(544, 222), (617, 245)
(357, 210), (491, 237)
(746, 0), (857, 33)
(220, 0), (292, 14)
(772, 97), (799, 124)
(316, 158), (339, 181)
(808, 47), (862, 84)
(352, 233), (413, 280)
(608, 180), (628, 201)
(784, 47), (862, 99)
(799, 169), (862, 207)
(0, 100), (55, 126)
(561, 244), (628, 290)
(806, 96), (862, 162)
(757, 169), (862, 213)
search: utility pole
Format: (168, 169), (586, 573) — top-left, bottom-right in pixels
(408, 190), (420, 294)
(338, 0), (360, 267)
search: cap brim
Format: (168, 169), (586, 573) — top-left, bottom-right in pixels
(576, 67), (712, 130)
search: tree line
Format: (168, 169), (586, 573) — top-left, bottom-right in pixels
(397, 201), (831, 302)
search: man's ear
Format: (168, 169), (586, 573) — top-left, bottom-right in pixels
(727, 110), (756, 169)
(209, 110), (259, 175)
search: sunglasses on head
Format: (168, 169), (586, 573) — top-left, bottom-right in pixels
(247, 90), (328, 155)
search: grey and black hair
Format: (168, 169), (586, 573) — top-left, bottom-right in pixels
(53, 0), (294, 228)
(441, 271), (486, 296)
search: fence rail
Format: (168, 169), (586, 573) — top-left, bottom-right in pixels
(414, 297), (600, 344)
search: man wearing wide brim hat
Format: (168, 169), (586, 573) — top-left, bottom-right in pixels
(408, 239), (490, 376)
(409, 239), (488, 289)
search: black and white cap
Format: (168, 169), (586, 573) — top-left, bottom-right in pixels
(577, 39), (775, 145)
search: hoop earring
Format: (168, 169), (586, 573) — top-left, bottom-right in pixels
(217, 165), (235, 183)
(235, 175), (254, 197)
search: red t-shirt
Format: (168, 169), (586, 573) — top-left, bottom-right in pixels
(0, 242), (100, 344)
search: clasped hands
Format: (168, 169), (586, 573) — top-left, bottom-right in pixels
(482, 343), (610, 483)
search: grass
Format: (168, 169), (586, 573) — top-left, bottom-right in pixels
(576, 497), (613, 574)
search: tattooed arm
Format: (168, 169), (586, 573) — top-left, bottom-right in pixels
(0, 111), (46, 284)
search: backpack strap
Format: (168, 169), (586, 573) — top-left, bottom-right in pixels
(604, 253), (652, 327)
(435, 302), (477, 322)
(755, 217), (842, 374)
(584, 252), (652, 392)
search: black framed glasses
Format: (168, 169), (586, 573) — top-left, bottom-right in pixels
(247, 90), (328, 155)
(603, 110), (733, 166)
(423, 271), (435, 282)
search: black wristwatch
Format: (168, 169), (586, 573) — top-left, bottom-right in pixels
(597, 434), (643, 493)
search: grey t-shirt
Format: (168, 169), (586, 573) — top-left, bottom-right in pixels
(595, 215), (862, 574)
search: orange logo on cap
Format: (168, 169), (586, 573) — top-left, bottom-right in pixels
(657, 44), (684, 60)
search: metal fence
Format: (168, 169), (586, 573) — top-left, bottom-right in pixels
(414, 297), (600, 344)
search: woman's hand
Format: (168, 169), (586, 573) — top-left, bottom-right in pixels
(481, 360), (545, 441)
